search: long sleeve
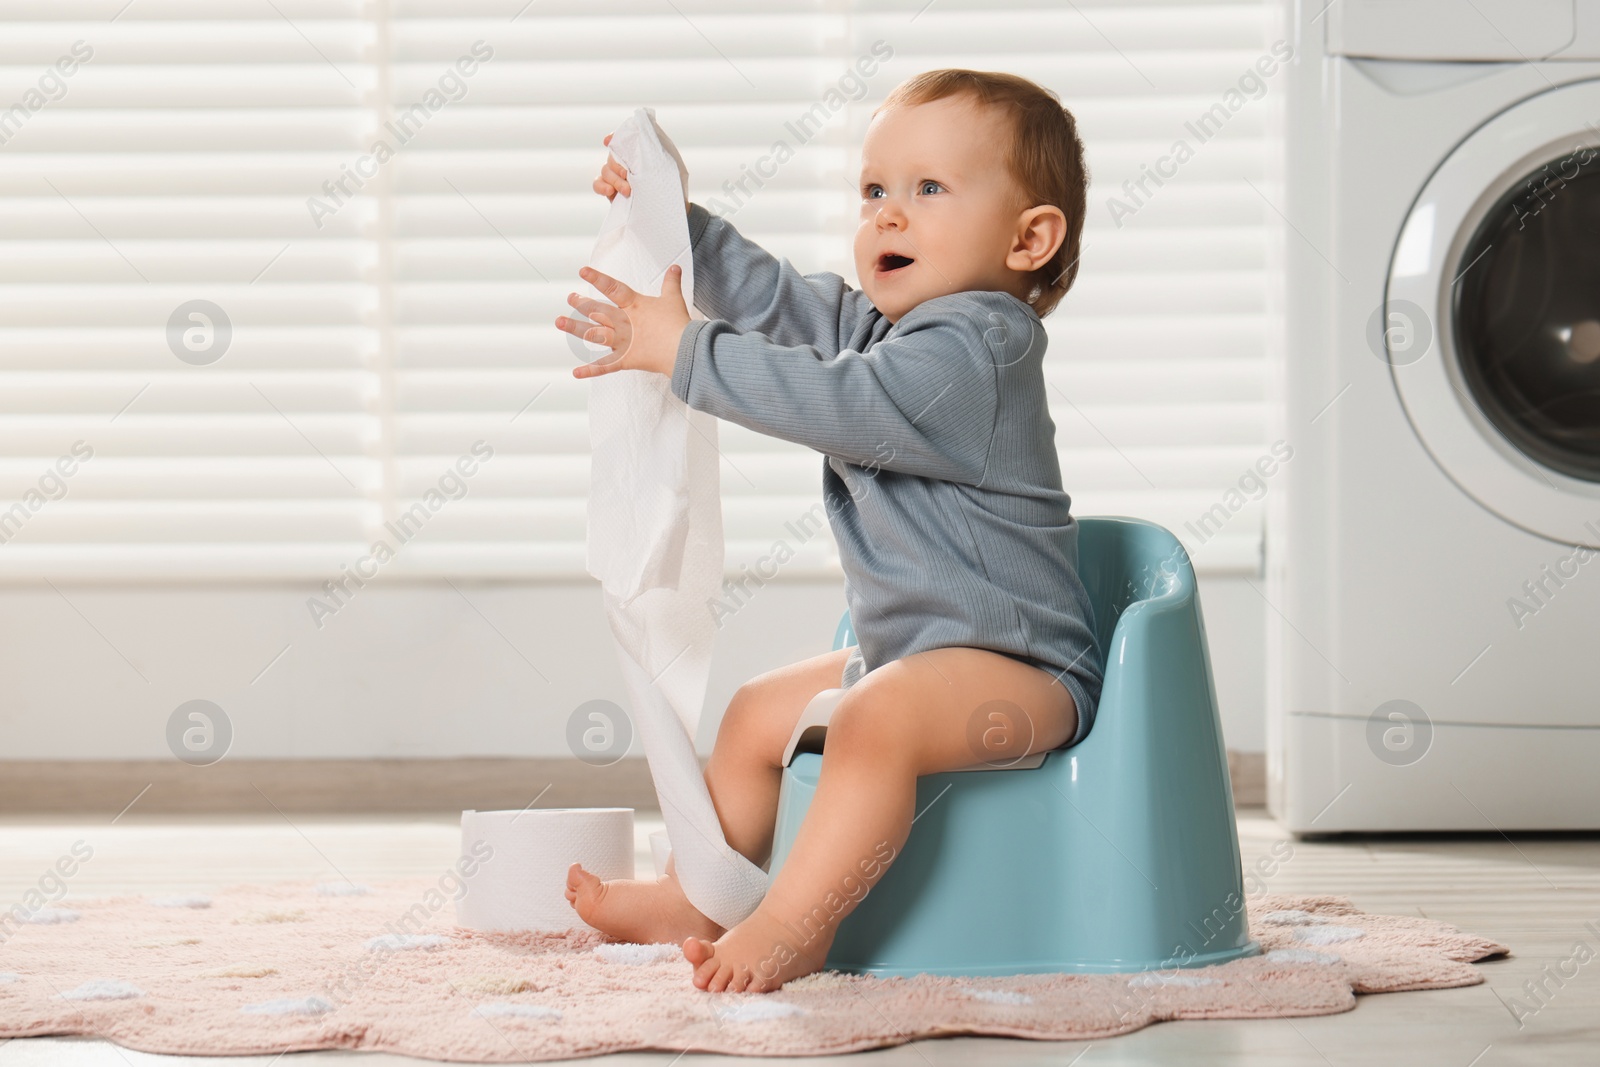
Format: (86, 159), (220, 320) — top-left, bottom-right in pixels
(670, 290), (1024, 487)
(686, 201), (877, 353)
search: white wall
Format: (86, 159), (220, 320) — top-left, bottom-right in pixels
(0, 575), (1264, 761)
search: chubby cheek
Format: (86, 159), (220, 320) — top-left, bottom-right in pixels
(857, 258), (885, 293)
(854, 242), (876, 282)
(923, 227), (969, 270)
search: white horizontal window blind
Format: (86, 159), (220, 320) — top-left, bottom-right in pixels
(0, 1), (381, 579)
(0, 0), (1276, 580)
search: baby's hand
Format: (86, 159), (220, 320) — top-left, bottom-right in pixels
(594, 132), (689, 216)
(557, 264), (690, 380)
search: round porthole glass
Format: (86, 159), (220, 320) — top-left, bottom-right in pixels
(1452, 146), (1600, 482)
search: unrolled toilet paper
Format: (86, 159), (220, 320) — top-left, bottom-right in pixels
(455, 808), (634, 934)
(582, 106), (771, 931)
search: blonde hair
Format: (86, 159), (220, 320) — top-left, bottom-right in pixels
(873, 69), (1089, 318)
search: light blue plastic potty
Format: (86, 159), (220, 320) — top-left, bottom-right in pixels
(768, 516), (1259, 976)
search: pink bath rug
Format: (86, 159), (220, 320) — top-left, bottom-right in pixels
(0, 879), (1509, 1060)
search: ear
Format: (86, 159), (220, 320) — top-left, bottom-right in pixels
(1006, 206), (1067, 273)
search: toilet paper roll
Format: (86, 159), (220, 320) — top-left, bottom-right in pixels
(455, 808), (634, 934)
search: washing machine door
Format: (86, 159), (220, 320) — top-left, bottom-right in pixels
(1386, 78), (1600, 548)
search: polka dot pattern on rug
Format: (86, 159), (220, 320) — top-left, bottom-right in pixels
(469, 1003), (562, 1021)
(1292, 925), (1366, 945)
(0, 884), (1509, 1059)
(713, 999), (809, 1023)
(366, 934), (449, 952)
(59, 980), (143, 1001)
(1260, 909), (1328, 926)
(593, 942), (682, 965)
(233, 908), (308, 925)
(240, 996), (335, 1016)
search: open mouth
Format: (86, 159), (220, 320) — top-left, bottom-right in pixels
(876, 252), (915, 275)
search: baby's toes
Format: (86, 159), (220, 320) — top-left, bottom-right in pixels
(684, 938), (717, 989)
(708, 961), (736, 993)
(565, 863), (602, 916)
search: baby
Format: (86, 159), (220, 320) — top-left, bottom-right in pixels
(555, 69), (1103, 993)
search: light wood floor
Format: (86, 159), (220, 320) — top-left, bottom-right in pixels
(2, 809), (1596, 1066)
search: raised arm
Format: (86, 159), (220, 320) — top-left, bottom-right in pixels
(594, 139), (872, 349)
(670, 292), (1021, 486)
(686, 202), (878, 354)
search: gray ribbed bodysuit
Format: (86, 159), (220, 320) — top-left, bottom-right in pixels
(670, 202), (1103, 746)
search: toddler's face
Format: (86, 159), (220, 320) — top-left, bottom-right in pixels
(854, 94), (1056, 323)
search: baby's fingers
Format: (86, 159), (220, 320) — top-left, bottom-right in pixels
(592, 173), (631, 201)
(572, 357), (622, 380)
(579, 265), (636, 304)
(597, 135), (631, 198)
(553, 312), (603, 345)
(601, 159), (630, 197)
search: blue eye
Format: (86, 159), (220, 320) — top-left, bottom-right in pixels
(862, 181), (941, 199)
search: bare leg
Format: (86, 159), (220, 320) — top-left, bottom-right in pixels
(683, 646), (1078, 992)
(703, 646), (856, 866)
(566, 645), (854, 943)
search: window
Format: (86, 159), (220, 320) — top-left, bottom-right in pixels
(0, 0), (1277, 579)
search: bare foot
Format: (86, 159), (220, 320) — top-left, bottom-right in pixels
(682, 904), (833, 992)
(565, 861), (724, 945)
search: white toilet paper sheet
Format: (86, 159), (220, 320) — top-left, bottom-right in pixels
(455, 808), (634, 934)
(581, 106), (770, 931)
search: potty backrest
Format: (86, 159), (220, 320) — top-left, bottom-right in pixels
(1074, 516), (1191, 659)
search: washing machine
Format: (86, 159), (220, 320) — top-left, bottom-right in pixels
(1270, 0), (1600, 831)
